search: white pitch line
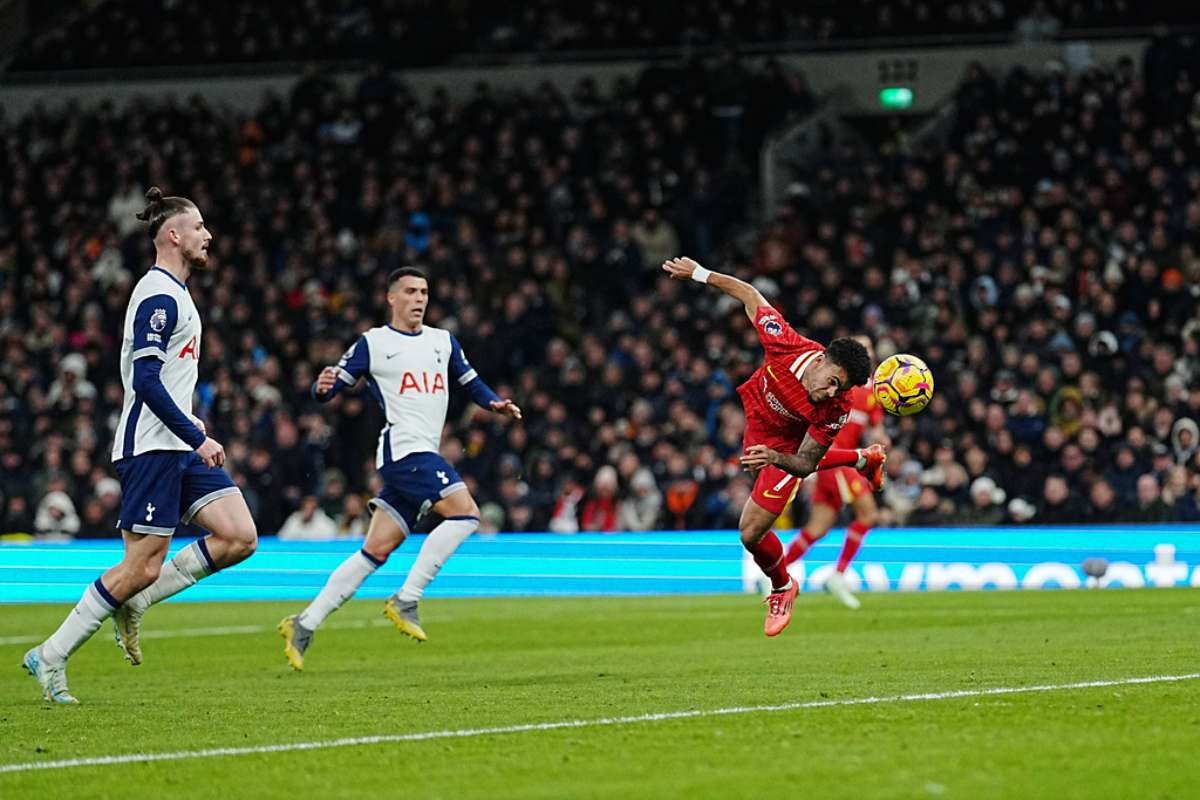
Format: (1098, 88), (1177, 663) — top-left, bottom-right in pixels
(0, 618), (392, 648)
(2, 673), (1197, 775)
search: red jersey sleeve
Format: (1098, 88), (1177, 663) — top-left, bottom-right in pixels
(751, 305), (820, 358)
(807, 398), (852, 447)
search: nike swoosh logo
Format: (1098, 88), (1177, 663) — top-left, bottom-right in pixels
(763, 490), (785, 499)
(386, 352), (400, 360)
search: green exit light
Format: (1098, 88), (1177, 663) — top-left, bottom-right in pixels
(879, 87), (914, 109)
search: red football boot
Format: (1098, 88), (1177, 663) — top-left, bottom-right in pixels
(763, 581), (799, 637)
(859, 444), (887, 493)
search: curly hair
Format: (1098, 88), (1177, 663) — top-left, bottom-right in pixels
(826, 337), (872, 387)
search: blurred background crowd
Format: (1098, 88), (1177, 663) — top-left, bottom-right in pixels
(2, 6), (1199, 539)
(12, 0), (1191, 71)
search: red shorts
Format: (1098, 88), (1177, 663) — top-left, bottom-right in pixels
(812, 466), (870, 511)
(745, 415), (804, 517)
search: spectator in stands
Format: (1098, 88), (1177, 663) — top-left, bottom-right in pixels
(581, 465), (620, 532)
(278, 495), (340, 540)
(1034, 475), (1085, 524)
(1173, 418), (1199, 465)
(959, 477), (1007, 526)
(618, 468), (663, 531)
(1083, 479), (1121, 524)
(907, 486), (951, 528)
(1130, 474), (1173, 523)
(34, 490), (80, 539)
(338, 493), (370, 538)
(3, 496), (36, 536)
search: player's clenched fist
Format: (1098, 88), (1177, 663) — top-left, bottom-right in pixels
(196, 436), (225, 469)
(314, 366), (340, 396)
(740, 444), (779, 472)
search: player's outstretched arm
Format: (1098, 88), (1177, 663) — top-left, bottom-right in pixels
(662, 257), (767, 320)
(740, 435), (829, 480)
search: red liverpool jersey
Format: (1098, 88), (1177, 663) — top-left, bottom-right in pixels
(736, 305), (852, 448)
(833, 385), (884, 449)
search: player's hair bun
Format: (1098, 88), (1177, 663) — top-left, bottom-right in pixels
(136, 187), (196, 236)
(136, 186), (165, 221)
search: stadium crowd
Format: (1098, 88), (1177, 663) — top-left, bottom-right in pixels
(11, 0), (1177, 71)
(1, 40), (1199, 539)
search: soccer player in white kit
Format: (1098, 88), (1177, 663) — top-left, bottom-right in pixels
(278, 267), (521, 670)
(23, 188), (258, 704)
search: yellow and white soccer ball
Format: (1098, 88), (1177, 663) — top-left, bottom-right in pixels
(872, 354), (935, 417)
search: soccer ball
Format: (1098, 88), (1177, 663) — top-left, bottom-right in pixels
(873, 354), (934, 417)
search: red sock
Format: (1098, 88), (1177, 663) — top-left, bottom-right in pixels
(746, 531), (792, 591)
(836, 520), (869, 572)
(784, 529), (819, 565)
(816, 448), (860, 470)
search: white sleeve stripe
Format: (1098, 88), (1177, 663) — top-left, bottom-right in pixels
(458, 369), (478, 385)
(131, 347), (166, 361)
(336, 367), (356, 384)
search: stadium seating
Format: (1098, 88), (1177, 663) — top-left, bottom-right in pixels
(10, 0), (1183, 71)
(1, 37), (1198, 538)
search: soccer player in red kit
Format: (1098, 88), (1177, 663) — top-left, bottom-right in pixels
(662, 257), (886, 636)
(785, 336), (886, 610)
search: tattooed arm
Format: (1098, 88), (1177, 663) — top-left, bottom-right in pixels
(739, 433), (830, 479)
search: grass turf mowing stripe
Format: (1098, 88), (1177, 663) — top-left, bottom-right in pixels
(0, 617), (394, 647)
(4, 672), (1197, 774)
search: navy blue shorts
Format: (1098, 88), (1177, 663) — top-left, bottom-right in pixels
(115, 450), (240, 536)
(370, 452), (466, 533)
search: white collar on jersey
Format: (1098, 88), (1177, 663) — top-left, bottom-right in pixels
(150, 266), (189, 291)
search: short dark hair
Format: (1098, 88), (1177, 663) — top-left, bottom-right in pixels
(826, 337), (872, 387)
(387, 266), (428, 287)
(135, 186), (196, 238)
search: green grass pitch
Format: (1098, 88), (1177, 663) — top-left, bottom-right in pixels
(2, 590), (1198, 799)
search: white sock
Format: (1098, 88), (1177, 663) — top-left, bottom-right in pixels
(126, 540), (215, 614)
(396, 516), (478, 603)
(42, 580), (119, 664)
(297, 550), (382, 630)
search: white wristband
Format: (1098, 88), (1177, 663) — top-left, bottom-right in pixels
(691, 266), (712, 284)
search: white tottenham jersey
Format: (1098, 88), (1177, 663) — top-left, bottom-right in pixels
(335, 324), (482, 467)
(111, 268), (202, 461)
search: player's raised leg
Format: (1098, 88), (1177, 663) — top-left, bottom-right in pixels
(385, 486), (480, 642)
(279, 508), (405, 671)
(26, 531), (170, 703)
(113, 458), (256, 665)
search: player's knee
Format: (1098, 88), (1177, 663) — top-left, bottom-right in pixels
(238, 534), (258, 559)
(857, 504), (880, 528)
(738, 522), (767, 547)
(234, 529), (258, 560)
(221, 521), (258, 561)
(140, 561), (164, 587)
